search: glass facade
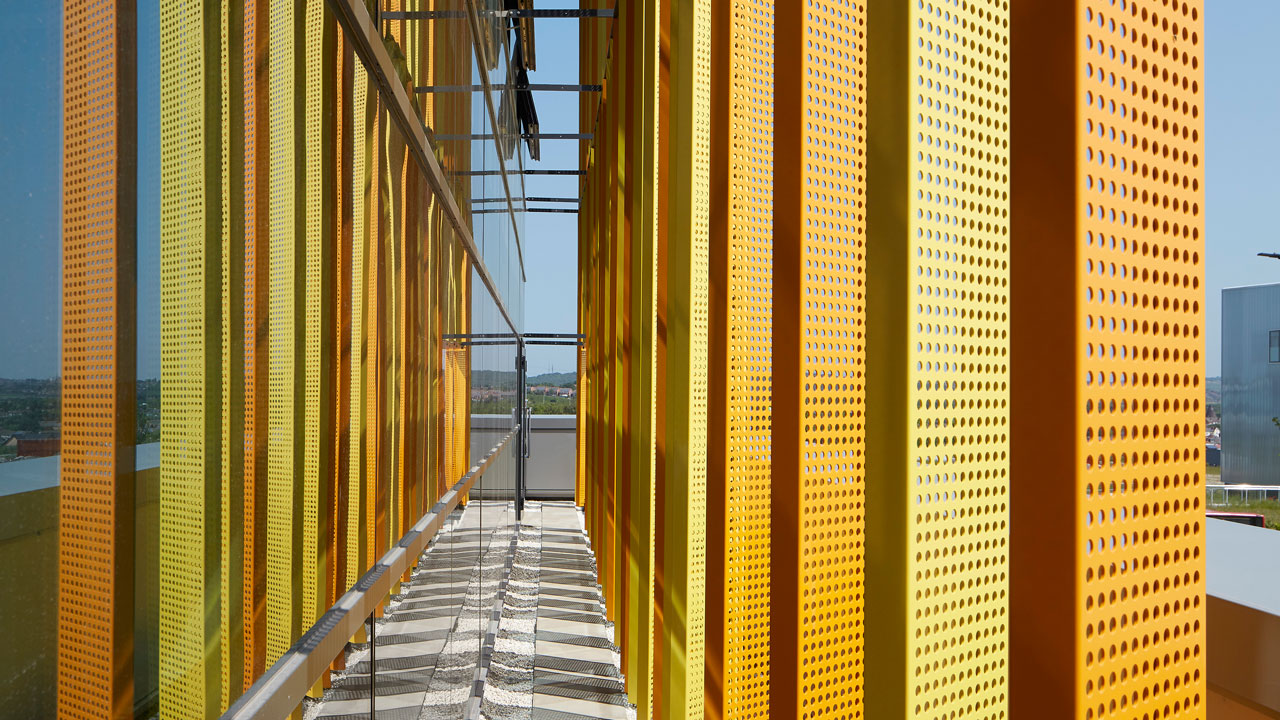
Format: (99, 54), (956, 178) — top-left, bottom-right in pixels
(0, 2), (528, 718)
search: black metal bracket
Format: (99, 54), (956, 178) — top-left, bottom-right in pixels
(454, 169), (586, 176)
(435, 133), (593, 141)
(416, 84), (601, 93)
(383, 8), (616, 20)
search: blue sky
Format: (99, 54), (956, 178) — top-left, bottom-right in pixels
(0, 1), (61, 379)
(0, 4), (1272, 378)
(516, 13), (581, 376)
(1203, 2), (1280, 377)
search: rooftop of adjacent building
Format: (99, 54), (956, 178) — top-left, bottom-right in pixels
(0, 443), (160, 497)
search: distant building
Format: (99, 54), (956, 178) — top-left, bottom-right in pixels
(1221, 283), (1280, 484)
(14, 432), (59, 458)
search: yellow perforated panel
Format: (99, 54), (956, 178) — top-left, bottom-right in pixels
(347, 61), (369, 593)
(904, 1), (1010, 716)
(267, 0), (302, 662)
(657, 0), (711, 716)
(1076, 2), (1205, 718)
(686, 1), (710, 708)
(301, 0), (329, 634)
(159, 0), (220, 715)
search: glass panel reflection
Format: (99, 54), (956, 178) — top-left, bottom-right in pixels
(3, 0), (528, 716)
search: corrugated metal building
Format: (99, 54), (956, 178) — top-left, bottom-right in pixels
(1222, 283), (1280, 484)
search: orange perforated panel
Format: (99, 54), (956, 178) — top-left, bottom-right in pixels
(1011, 2), (1206, 718)
(443, 234), (469, 493)
(576, 345), (587, 505)
(331, 21), (351, 608)
(1076, 2), (1205, 718)
(218, 0), (247, 708)
(58, 1), (136, 718)
(707, 0), (775, 717)
(770, 2), (868, 717)
(367, 99), (384, 563)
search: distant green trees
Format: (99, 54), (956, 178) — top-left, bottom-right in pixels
(471, 395), (575, 416)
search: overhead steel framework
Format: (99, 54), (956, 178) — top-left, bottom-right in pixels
(434, 132), (593, 141)
(455, 169), (586, 176)
(415, 83), (601, 93)
(382, 8), (615, 20)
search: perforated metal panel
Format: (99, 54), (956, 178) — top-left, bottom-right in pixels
(386, 0), (408, 557)
(366, 101), (384, 557)
(219, 3), (234, 707)
(1010, 2), (1206, 718)
(347, 61), (369, 593)
(218, 0), (246, 709)
(686, 8), (711, 714)
(159, 0), (222, 715)
(708, 0), (775, 717)
(243, 0), (270, 688)
(332, 23), (352, 609)
(301, 0), (329, 635)
(57, 1), (135, 717)
(267, 0), (302, 662)
(1076, 2), (1205, 718)
(577, 345), (587, 505)
(894, 1), (1011, 717)
(657, 0), (711, 716)
(622, 0), (660, 712)
(771, 1), (868, 716)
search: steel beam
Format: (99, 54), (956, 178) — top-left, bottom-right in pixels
(415, 83), (601, 93)
(382, 8), (615, 20)
(324, 0), (521, 333)
(454, 169), (586, 176)
(434, 132), (593, 141)
(460, 0), (526, 282)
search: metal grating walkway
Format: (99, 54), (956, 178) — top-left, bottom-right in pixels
(308, 501), (632, 720)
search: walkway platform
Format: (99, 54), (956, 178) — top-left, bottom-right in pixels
(308, 501), (632, 720)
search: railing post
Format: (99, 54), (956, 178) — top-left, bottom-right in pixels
(368, 612), (376, 718)
(516, 343), (527, 520)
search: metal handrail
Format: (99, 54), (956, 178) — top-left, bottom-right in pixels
(1206, 483), (1280, 505)
(220, 428), (518, 720)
